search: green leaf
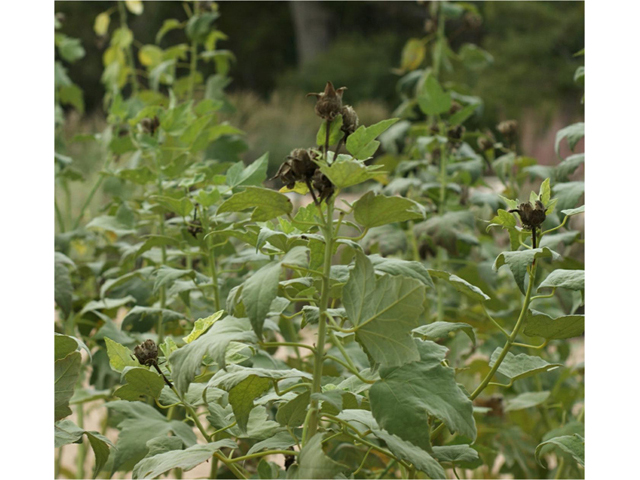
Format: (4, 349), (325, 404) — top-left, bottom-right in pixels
(346, 118), (400, 159)
(107, 401), (197, 471)
(55, 352), (82, 421)
(54, 262), (73, 317)
(242, 261), (281, 338)
(428, 270), (490, 302)
(183, 310), (225, 343)
(493, 248), (561, 294)
(504, 391), (550, 412)
(556, 153), (584, 181)
(55, 420), (114, 478)
(539, 178), (552, 205)
(555, 123), (584, 158)
(368, 255), (435, 289)
(55, 334), (79, 361)
(156, 19), (183, 43)
(114, 367), (165, 401)
(413, 321), (476, 346)
(538, 269), (584, 291)
(319, 155), (385, 188)
(247, 431), (296, 455)
(343, 251), (426, 367)
(226, 153), (269, 188)
(535, 434), (584, 467)
(119, 166), (156, 185)
(186, 12), (220, 42)
(210, 366), (311, 431)
(105, 337), (139, 372)
(553, 182), (584, 212)
(152, 195), (194, 218)
(169, 316), (258, 394)
(432, 445), (482, 469)
(297, 433), (347, 479)
(218, 186), (293, 221)
(316, 115), (344, 146)
(57, 35), (85, 62)
(370, 340), (476, 450)
(418, 74), (451, 115)
(449, 102), (480, 125)
(524, 310), (584, 340)
(489, 348), (562, 383)
(373, 430), (446, 479)
(352, 191), (425, 228)
(276, 391), (311, 427)
(561, 205), (585, 216)
(132, 440), (236, 479)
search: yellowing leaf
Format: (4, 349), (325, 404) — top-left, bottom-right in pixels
(279, 181), (310, 195)
(183, 310), (225, 343)
(400, 38), (426, 72)
(94, 12), (110, 36)
(125, 0), (144, 15)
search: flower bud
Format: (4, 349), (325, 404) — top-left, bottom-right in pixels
(497, 120), (518, 137)
(134, 339), (159, 366)
(340, 105), (359, 136)
(307, 82), (347, 121)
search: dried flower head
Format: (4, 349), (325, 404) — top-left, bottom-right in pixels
(497, 120), (518, 138)
(340, 105), (359, 136)
(140, 116), (160, 136)
(134, 339), (159, 366)
(477, 137), (494, 151)
(312, 169), (334, 203)
(447, 125), (465, 141)
(510, 200), (547, 229)
(307, 82), (347, 121)
(188, 219), (203, 238)
(287, 148), (317, 180)
(448, 101), (463, 116)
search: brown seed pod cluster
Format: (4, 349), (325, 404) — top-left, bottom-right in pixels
(187, 219), (203, 238)
(448, 101), (463, 116)
(509, 200), (547, 230)
(134, 339), (159, 366)
(307, 81), (347, 121)
(140, 116), (160, 136)
(477, 137), (494, 151)
(272, 148), (334, 204)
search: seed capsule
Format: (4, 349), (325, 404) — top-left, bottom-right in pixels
(312, 169), (334, 202)
(497, 120), (518, 137)
(509, 200), (547, 229)
(307, 81), (347, 121)
(134, 339), (159, 366)
(340, 105), (359, 136)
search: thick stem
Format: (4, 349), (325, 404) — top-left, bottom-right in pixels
(75, 404), (86, 479)
(304, 197), (334, 442)
(72, 172), (105, 231)
(200, 205), (221, 310)
(154, 153), (167, 343)
(189, 40), (198, 101)
(55, 200), (66, 233)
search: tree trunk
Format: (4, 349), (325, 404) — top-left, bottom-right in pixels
(290, 1), (333, 65)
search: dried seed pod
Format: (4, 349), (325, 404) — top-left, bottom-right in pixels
(474, 395), (504, 418)
(477, 137), (494, 151)
(464, 12), (483, 30)
(307, 81), (347, 121)
(140, 116), (160, 136)
(272, 160), (297, 189)
(284, 447), (296, 470)
(287, 148), (317, 180)
(509, 200), (547, 229)
(134, 339), (159, 366)
(447, 125), (465, 140)
(448, 101), (463, 116)
(429, 123), (440, 135)
(187, 219), (203, 238)
(340, 105), (359, 136)
(497, 119), (518, 138)
(312, 169), (334, 203)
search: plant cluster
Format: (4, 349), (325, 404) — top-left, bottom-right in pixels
(55, 2), (584, 479)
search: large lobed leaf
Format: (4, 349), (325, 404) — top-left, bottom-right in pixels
(352, 191), (425, 228)
(489, 348), (562, 383)
(493, 248), (561, 294)
(343, 251), (426, 367)
(370, 340), (476, 451)
(217, 186), (293, 221)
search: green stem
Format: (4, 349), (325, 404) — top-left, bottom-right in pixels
(189, 40), (198, 101)
(155, 154), (167, 343)
(260, 342), (316, 354)
(377, 460), (397, 479)
(431, 262), (538, 442)
(199, 207), (221, 311)
(72, 168), (107, 231)
(407, 221), (421, 262)
(118, 1), (139, 95)
(55, 200), (66, 233)
(325, 354), (376, 384)
(55, 446), (64, 478)
(75, 404), (86, 479)
(304, 197), (334, 443)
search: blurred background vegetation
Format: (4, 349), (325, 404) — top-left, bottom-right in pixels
(55, 0), (583, 193)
